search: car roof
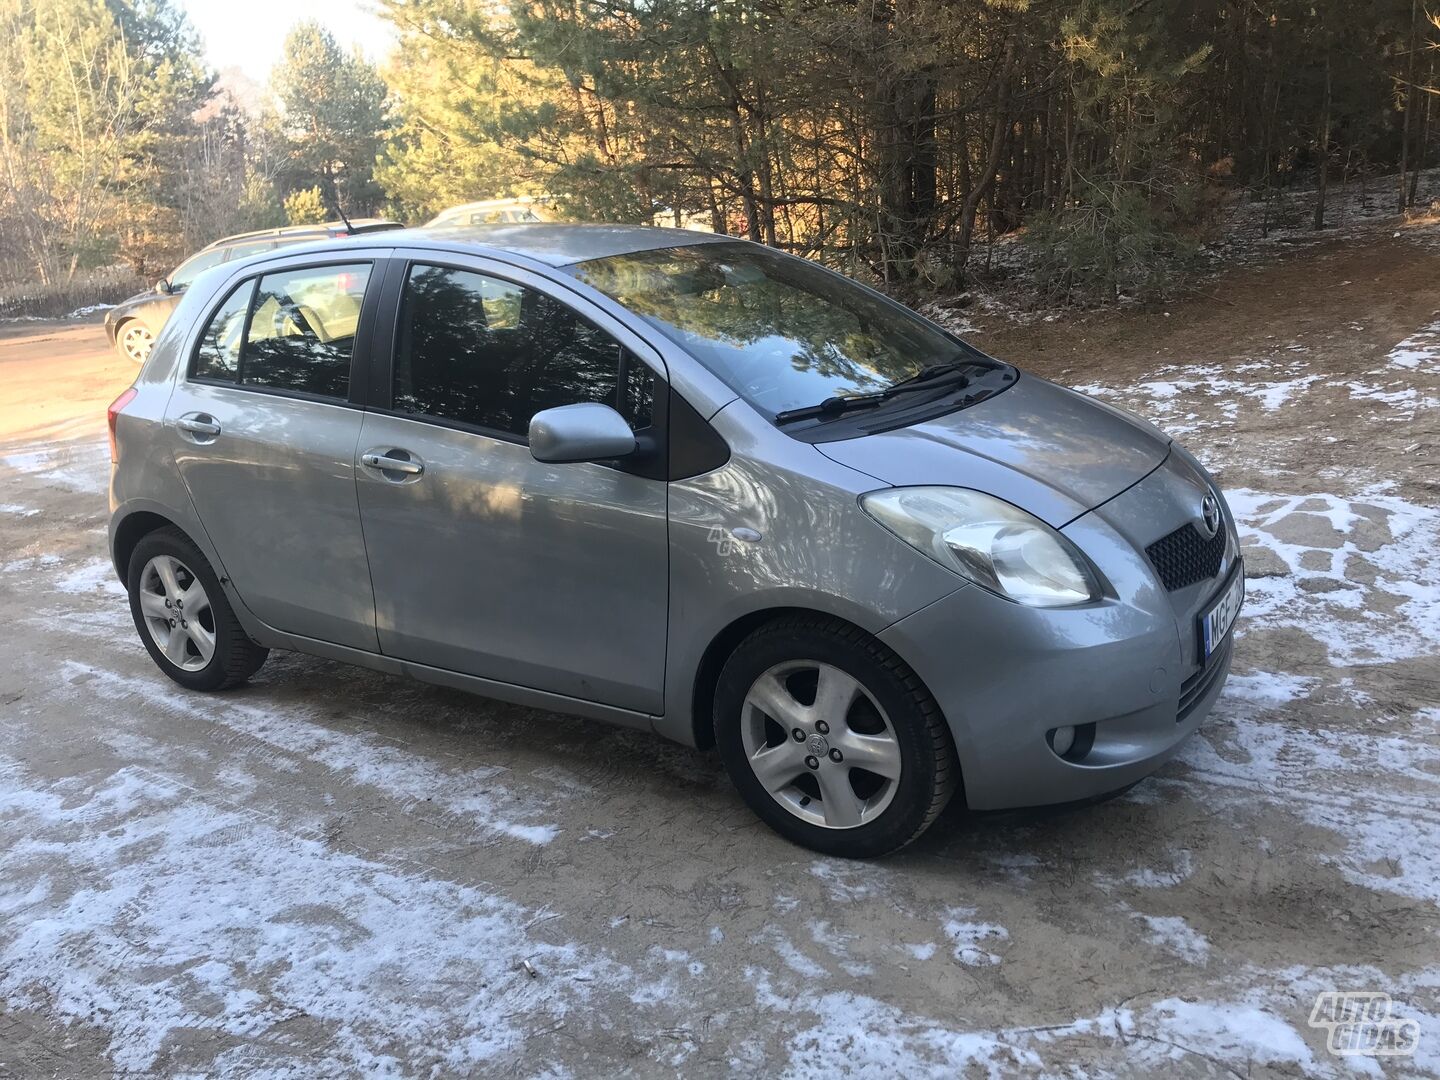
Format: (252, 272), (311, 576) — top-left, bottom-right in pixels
(203, 219), (399, 249)
(436, 196), (557, 213)
(387, 223), (736, 267)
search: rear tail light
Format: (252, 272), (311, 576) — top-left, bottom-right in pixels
(107, 387), (137, 462)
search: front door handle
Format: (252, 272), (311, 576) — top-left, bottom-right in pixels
(361, 449), (424, 477)
(176, 413), (221, 438)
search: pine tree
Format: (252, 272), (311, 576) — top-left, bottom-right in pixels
(271, 22), (388, 217)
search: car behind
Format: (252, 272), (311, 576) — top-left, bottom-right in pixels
(103, 219), (401, 363)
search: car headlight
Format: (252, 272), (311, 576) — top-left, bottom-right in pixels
(861, 487), (1105, 607)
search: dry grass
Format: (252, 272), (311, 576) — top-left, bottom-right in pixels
(0, 266), (144, 320)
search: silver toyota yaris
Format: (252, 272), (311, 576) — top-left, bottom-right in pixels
(107, 224), (1241, 857)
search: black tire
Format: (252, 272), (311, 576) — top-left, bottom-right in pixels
(714, 614), (958, 858)
(126, 526), (268, 690)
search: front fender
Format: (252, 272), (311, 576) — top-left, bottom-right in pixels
(656, 438), (963, 745)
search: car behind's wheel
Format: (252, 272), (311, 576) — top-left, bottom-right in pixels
(715, 615), (958, 857)
(117, 320), (154, 364)
(126, 527), (267, 690)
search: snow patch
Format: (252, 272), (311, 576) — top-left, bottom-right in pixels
(1070, 360), (1329, 437)
(1133, 914), (1211, 964)
(1179, 690), (1440, 903)
(748, 972), (1041, 1079)
(58, 661), (562, 845)
(942, 907), (1009, 967)
(807, 858), (890, 903)
(3, 438), (110, 494)
(54, 557), (125, 596)
(1145, 998), (1314, 1069)
(1386, 315), (1440, 370)
(746, 969), (1328, 1078)
(1115, 849), (1195, 890)
(66, 302), (117, 318)
(1222, 671), (1317, 709)
(1229, 488), (1440, 665)
(0, 756), (611, 1075)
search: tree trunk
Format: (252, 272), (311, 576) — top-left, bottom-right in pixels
(1400, 0), (1420, 210)
(956, 38), (1017, 268)
(1408, 61), (1433, 207)
(1313, 56), (1331, 230)
(874, 63), (938, 280)
(727, 99), (762, 242)
(707, 182), (725, 235)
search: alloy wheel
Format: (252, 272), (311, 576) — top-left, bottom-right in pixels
(740, 660), (902, 829)
(138, 555), (216, 671)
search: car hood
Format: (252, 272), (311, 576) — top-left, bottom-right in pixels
(108, 289), (164, 318)
(816, 374), (1171, 527)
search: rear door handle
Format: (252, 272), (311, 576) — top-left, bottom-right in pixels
(361, 450), (424, 477)
(176, 413), (221, 438)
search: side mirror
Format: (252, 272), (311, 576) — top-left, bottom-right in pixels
(155, 279), (172, 295)
(529, 403), (636, 464)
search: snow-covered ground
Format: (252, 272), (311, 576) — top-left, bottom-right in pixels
(1, 256), (1437, 1076)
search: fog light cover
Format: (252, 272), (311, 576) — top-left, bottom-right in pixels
(1047, 722), (1096, 762)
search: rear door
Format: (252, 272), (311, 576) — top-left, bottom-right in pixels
(354, 254), (670, 712)
(167, 254), (385, 650)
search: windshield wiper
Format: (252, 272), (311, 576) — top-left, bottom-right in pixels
(773, 364), (972, 425)
(882, 361), (970, 396)
(774, 395), (885, 424)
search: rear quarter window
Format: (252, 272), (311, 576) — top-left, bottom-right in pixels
(193, 280), (255, 381)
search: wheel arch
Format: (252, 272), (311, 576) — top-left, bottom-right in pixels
(689, 606), (892, 751)
(111, 509), (183, 581)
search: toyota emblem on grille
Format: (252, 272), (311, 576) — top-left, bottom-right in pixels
(1200, 493), (1221, 538)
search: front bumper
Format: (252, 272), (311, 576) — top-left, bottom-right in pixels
(882, 591), (1234, 810)
(879, 451), (1239, 810)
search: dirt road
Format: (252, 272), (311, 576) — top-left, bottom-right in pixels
(1, 228), (1437, 1077)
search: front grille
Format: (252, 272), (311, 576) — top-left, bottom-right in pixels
(1146, 522), (1225, 591)
(1178, 636), (1231, 723)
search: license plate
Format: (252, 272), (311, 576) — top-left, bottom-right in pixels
(1199, 566), (1244, 661)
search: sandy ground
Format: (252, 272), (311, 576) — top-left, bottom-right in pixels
(0, 224), (1437, 1077)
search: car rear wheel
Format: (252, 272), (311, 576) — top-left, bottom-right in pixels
(117, 320), (154, 364)
(714, 615), (958, 857)
(126, 527), (267, 690)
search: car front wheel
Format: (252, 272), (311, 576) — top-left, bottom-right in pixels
(117, 320), (154, 364)
(714, 615), (958, 857)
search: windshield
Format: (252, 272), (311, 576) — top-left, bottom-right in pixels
(567, 241), (981, 417)
(168, 247), (230, 290)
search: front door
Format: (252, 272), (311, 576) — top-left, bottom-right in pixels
(355, 258), (669, 713)
(168, 259), (380, 651)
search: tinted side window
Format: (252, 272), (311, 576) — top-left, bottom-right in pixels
(242, 264), (371, 399)
(193, 280), (254, 381)
(393, 264), (655, 437)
